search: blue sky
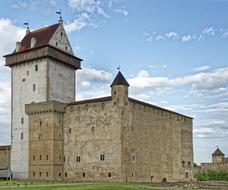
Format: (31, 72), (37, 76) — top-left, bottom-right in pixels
(0, 0), (228, 164)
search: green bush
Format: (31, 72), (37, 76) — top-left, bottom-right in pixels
(195, 170), (228, 181)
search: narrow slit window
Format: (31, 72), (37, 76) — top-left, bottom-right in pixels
(20, 133), (23, 140)
(35, 65), (38, 71)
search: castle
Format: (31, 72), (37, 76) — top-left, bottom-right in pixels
(200, 148), (228, 172)
(4, 20), (194, 182)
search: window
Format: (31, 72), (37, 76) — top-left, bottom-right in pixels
(33, 172), (35, 177)
(35, 65), (38, 71)
(76, 156), (80, 163)
(65, 46), (68, 51)
(69, 128), (71, 134)
(132, 153), (136, 162)
(100, 154), (105, 161)
(40, 121), (42, 127)
(27, 71), (29, 76)
(38, 134), (41, 140)
(33, 84), (36, 91)
(60, 32), (63, 38)
(83, 172), (85, 177)
(21, 118), (24, 124)
(39, 155), (42, 160)
(64, 156), (65, 162)
(182, 161), (185, 167)
(65, 172), (67, 177)
(59, 172), (61, 177)
(188, 161), (191, 167)
(46, 172), (48, 177)
(20, 133), (23, 140)
(108, 173), (111, 177)
(185, 172), (189, 178)
(39, 172), (41, 177)
(33, 155), (35, 160)
(59, 155), (61, 161)
(46, 155), (48, 160)
(56, 42), (58, 46)
(92, 127), (95, 132)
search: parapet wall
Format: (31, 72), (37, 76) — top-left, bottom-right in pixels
(201, 162), (228, 172)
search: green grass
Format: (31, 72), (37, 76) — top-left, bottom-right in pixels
(195, 170), (228, 181)
(1, 180), (227, 190)
(0, 181), (160, 190)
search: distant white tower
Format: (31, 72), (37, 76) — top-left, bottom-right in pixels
(4, 21), (82, 179)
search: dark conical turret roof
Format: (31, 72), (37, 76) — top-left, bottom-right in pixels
(212, 148), (224, 156)
(111, 71), (129, 87)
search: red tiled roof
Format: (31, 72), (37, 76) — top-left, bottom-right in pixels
(67, 96), (112, 106)
(18, 24), (59, 52)
(0, 145), (11, 151)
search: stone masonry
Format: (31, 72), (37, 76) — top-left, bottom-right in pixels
(25, 72), (193, 182)
(5, 21), (194, 182)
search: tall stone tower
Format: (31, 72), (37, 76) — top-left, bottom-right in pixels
(4, 21), (82, 179)
(212, 148), (225, 163)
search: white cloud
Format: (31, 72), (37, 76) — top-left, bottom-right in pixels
(65, 13), (91, 33)
(181, 35), (192, 42)
(165, 32), (179, 39)
(193, 65), (211, 72)
(75, 67), (113, 100)
(68, 0), (108, 18)
(129, 67), (228, 97)
(115, 8), (128, 16)
(202, 27), (216, 36)
(0, 18), (25, 72)
(77, 67), (112, 85)
(155, 35), (165, 41)
(0, 81), (11, 145)
(12, 0), (39, 10)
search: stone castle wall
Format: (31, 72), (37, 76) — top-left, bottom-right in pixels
(25, 85), (193, 182)
(26, 101), (65, 181)
(121, 98), (193, 182)
(63, 97), (123, 181)
(0, 146), (11, 170)
(201, 162), (228, 172)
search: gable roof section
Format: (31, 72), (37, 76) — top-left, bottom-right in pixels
(212, 148), (224, 156)
(18, 23), (59, 52)
(111, 71), (129, 87)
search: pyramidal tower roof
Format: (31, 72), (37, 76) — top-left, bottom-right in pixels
(111, 71), (129, 87)
(212, 148), (224, 156)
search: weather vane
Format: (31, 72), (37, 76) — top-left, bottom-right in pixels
(117, 65), (120, 71)
(56, 9), (62, 20)
(24, 20), (29, 30)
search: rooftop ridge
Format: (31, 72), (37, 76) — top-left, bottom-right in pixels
(67, 96), (112, 106)
(129, 97), (193, 119)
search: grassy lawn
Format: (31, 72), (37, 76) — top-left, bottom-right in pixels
(0, 181), (161, 190)
(1, 180), (228, 190)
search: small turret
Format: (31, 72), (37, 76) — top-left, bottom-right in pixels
(111, 71), (129, 107)
(212, 147), (224, 163)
